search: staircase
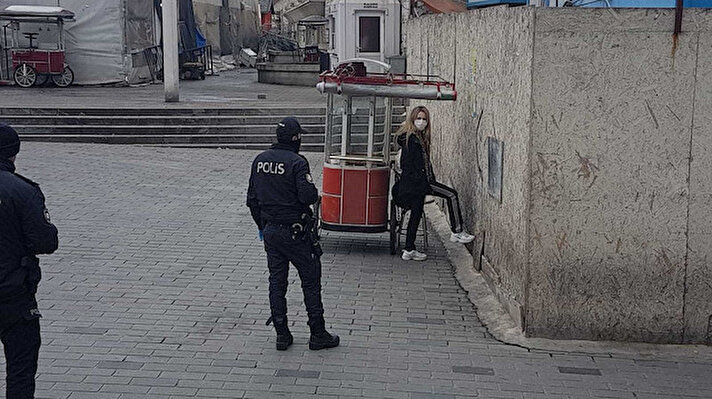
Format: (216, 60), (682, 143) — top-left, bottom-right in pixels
(0, 107), (327, 151)
(0, 105), (407, 152)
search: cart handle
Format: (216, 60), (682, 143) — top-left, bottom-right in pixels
(337, 58), (391, 73)
(328, 155), (388, 164)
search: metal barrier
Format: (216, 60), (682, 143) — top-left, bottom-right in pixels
(179, 44), (213, 79)
(146, 45), (163, 83)
(131, 44), (214, 83)
(130, 45), (163, 83)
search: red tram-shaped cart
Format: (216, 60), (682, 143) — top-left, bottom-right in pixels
(316, 58), (456, 254)
(0, 5), (75, 88)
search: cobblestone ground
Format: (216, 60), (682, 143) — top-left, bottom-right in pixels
(0, 69), (325, 108)
(1, 143), (710, 399)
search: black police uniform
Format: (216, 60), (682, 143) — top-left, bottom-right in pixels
(0, 157), (58, 399)
(246, 118), (338, 351)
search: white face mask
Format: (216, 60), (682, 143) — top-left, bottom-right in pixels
(414, 119), (428, 131)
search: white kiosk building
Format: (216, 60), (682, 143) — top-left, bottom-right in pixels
(325, 0), (401, 68)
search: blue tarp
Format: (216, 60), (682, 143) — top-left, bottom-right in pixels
(196, 28), (206, 49)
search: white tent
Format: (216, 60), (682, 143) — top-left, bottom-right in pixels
(0, 0), (159, 85)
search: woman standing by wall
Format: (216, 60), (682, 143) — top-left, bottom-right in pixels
(395, 106), (475, 261)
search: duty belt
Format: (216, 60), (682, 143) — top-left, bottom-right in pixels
(265, 220), (306, 240)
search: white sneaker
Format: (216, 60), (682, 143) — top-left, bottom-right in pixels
(450, 231), (475, 244)
(402, 250), (428, 261)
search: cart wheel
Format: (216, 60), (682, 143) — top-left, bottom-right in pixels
(389, 200), (398, 255)
(51, 66), (74, 87)
(13, 64), (36, 88)
(200, 71), (205, 80)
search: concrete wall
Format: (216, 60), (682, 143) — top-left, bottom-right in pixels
(405, 7), (535, 328)
(682, 14), (712, 344)
(255, 62), (320, 85)
(406, 7), (712, 343)
(528, 8), (702, 343)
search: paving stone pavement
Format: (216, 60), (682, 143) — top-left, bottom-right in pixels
(1, 142), (711, 399)
(0, 69), (325, 109)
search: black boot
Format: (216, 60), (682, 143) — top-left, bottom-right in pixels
(308, 316), (339, 350)
(309, 330), (340, 350)
(267, 316), (293, 351)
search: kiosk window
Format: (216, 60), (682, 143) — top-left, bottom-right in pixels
(358, 17), (380, 53)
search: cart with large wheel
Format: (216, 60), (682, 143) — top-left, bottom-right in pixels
(315, 58), (457, 254)
(0, 5), (75, 88)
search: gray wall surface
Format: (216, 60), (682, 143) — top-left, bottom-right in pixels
(684, 23), (712, 344)
(406, 7), (712, 343)
(406, 7), (535, 328)
(528, 9), (699, 343)
(255, 62), (320, 85)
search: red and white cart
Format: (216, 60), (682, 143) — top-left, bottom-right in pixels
(315, 58), (456, 254)
(0, 5), (75, 88)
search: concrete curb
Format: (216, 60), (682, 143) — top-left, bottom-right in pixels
(425, 202), (712, 361)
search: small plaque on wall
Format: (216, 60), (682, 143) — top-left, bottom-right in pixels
(487, 137), (503, 202)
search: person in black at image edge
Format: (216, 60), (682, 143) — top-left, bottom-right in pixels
(0, 123), (59, 398)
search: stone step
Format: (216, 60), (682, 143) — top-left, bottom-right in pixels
(0, 107), (327, 117)
(3, 104), (407, 147)
(0, 105), (407, 117)
(20, 135), (383, 153)
(19, 133), (325, 145)
(13, 124), (326, 135)
(1, 114), (404, 126)
(12, 123), (402, 135)
(2, 115), (325, 126)
(140, 143), (326, 152)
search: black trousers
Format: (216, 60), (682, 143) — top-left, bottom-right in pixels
(429, 181), (464, 234)
(404, 181), (464, 251)
(404, 194), (426, 251)
(0, 295), (41, 399)
(263, 223), (325, 333)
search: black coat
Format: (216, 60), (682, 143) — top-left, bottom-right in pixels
(0, 158), (58, 300)
(246, 143), (319, 228)
(395, 132), (433, 205)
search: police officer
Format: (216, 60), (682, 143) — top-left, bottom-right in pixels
(0, 123), (58, 398)
(246, 117), (339, 351)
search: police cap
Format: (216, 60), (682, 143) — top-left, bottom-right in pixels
(276, 117), (305, 144)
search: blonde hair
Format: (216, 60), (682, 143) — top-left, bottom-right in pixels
(395, 106), (431, 154)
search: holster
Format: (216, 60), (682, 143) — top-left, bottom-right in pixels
(300, 213), (323, 258)
(21, 255), (41, 295)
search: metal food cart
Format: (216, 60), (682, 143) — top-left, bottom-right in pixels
(316, 58), (457, 254)
(0, 5), (75, 87)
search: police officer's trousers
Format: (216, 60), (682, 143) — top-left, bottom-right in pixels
(0, 294), (41, 399)
(263, 223), (325, 333)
